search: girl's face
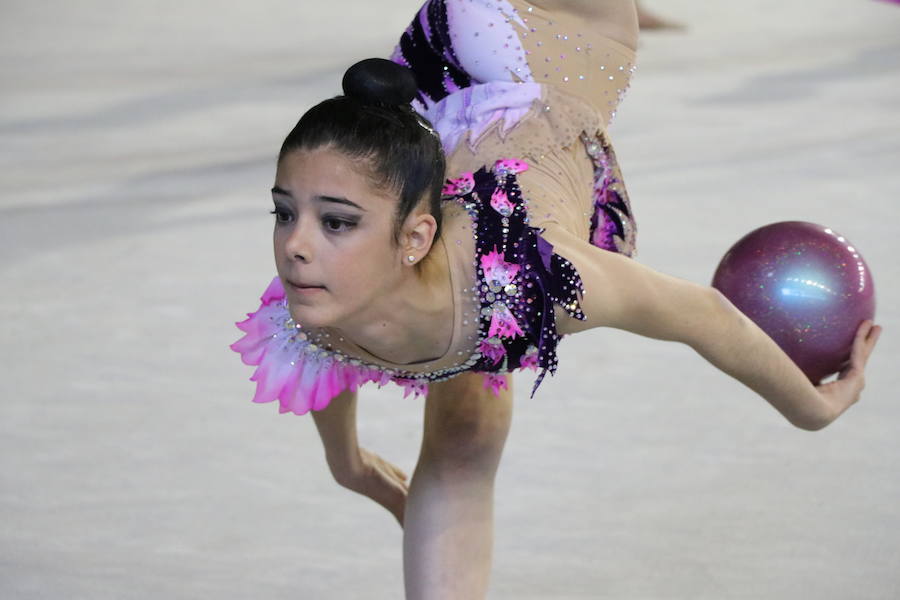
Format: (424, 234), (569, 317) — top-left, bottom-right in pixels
(272, 146), (405, 329)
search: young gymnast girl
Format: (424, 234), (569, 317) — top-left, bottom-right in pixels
(231, 0), (882, 596)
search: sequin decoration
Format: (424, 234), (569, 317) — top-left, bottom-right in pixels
(582, 131), (637, 257)
(445, 158), (587, 397)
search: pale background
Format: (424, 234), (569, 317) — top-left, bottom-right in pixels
(1, 1), (898, 598)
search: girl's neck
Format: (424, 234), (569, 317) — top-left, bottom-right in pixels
(336, 237), (455, 366)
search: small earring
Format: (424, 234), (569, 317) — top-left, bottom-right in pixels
(407, 255), (416, 263)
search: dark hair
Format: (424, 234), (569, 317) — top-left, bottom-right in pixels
(278, 58), (445, 245)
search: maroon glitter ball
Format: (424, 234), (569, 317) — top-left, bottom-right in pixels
(712, 221), (876, 384)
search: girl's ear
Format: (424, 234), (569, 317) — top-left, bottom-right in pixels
(401, 211), (438, 263)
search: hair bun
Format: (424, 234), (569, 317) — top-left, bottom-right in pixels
(342, 58), (418, 106)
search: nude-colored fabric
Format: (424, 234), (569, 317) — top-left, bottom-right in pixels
(510, 0), (638, 127)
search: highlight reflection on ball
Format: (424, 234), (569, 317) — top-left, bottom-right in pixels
(712, 221), (876, 384)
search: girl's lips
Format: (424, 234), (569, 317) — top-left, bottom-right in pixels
(287, 280), (325, 292)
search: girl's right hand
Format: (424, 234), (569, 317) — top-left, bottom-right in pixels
(338, 447), (409, 528)
(814, 319), (882, 427)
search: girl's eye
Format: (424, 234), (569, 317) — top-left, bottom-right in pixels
(323, 217), (357, 233)
(269, 208), (293, 224)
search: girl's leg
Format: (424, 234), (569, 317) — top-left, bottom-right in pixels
(403, 372), (514, 600)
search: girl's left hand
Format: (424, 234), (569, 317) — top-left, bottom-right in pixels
(338, 447), (409, 528)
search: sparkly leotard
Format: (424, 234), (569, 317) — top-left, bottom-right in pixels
(231, 0), (638, 414)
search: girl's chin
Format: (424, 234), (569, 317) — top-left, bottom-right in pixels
(288, 302), (340, 329)
(287, 305), (332, 329)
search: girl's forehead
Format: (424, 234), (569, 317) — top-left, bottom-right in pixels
(278, 147), (361, 180)
(276, 147), (394, 203)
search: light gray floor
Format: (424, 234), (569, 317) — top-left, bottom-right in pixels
(1, 1), (898, 598)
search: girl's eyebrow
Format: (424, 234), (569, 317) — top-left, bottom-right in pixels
(317, 195), (367, 211)
(270, 186), (366, 211)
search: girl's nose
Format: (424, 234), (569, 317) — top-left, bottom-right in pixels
(284, 220), (313, 263)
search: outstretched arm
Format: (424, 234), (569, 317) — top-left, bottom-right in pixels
(542, 226), (882, 430)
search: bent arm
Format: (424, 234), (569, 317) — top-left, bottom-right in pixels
(542, 227), (833, 430)
(310, 389), (364, 482)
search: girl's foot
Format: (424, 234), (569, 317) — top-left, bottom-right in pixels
(637, 2), (685, 30)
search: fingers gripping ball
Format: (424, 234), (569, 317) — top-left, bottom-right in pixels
(712, 221), (876, 384)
